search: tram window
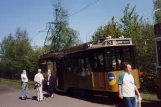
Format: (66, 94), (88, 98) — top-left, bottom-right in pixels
(71, 56), (79, 72)
(122, 48), (131, 64)
(94, 54), (98, 68)
(93, 53), (105, 69)
(78, 57), (85, 71)
(106, 50), (116, 70)
(87, 54), (93, 70)
(116, 48), (123, 69)
(41, 63), (47, 72)
(84, 57), (89, 69)
(67, 58), (71, 72)
(98, 53), (105, 68)
(116, 47), (135, 69)
(106, 47), (135, 70)
(157, 41), (161, 66)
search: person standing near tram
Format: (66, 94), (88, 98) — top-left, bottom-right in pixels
(21, 70), (30, 100)
(47, 69), (54, 98)
(34, 69), (44, 102)
(118, 64), (141, 107)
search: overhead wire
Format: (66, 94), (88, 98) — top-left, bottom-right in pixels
(69, 0), (101, 17)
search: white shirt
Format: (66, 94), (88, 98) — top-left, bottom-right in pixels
(47, 75), (51, 85)
(21, 73), (28, 82)
(34, 73), (44, 84)
(122, 72), (135, 97)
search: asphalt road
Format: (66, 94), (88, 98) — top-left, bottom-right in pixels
(1, 84), (161, 107)
(0, 84), (115, 107)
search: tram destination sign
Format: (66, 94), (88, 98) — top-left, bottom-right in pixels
(154, 23), (161, 37)
(116, 40), (130, 45)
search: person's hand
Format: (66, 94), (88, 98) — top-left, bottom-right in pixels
(119, 94), (123, 99)
(137, 94), (142, 100)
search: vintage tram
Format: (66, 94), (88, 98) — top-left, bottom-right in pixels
(39, 37), (140, 97)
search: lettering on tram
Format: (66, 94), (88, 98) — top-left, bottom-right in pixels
(39, 36), (140, 98)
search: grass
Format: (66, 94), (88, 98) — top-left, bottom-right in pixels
(0, 78), (34, 90)
(140, 93), (161, 107)
(141, 93), (160, 102)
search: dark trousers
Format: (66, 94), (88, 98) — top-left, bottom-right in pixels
(47, 85), (54, 95)
(123, 97), (136, 107)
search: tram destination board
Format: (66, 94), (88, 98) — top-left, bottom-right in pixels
(116, 40), (130, 44)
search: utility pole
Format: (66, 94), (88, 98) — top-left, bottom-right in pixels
(48, 4), (61, 52)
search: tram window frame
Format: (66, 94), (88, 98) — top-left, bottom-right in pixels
(105, 49), (116, 70)
(157, 41), (161, 66)
(70, 54), (79, 72)
(77, 52), (90, 72)
(41, 61), (47, 72)
(105, 46), (136, 71)
(93, 51), (106, 69)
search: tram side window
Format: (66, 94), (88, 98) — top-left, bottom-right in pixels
(106, 47), (135, 70)
(122, 48), (132, 65)
(116, 47), (135, 69)
(98, 53), (105, 68)
(78, 58), (85, 71)
(41, 63), (47, 72)
(106, 50), (116, 70)
(116, 48), (123, 69)
(78, 56), (90, 71)
(94, 53), (105, 69)
(71, 56), (79, 72)
(157, 41), (161, 66)
(67, 58), (71, 72)
(94, 54), (98, 68)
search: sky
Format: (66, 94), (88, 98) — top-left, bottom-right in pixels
(0, 0), (154, 47)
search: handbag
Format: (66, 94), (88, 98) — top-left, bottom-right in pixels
(34, 82), (41, 88)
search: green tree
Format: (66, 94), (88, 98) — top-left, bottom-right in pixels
(46, 4), (80, 51)
(0, 28), (42, 79)
(92, 17), (122, 40)
(153, 0), (161, 23)
(120, 4), (143, 40)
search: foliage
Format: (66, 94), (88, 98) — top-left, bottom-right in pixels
(0, 28), (43, 79)
(153, 0), (161, 23)
(92, 17), (122, 40)
(46, 4), (80, 51)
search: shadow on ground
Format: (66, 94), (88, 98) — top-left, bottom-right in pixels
(141, 100), (161, 107)
(55, 91), (124, 106)
(55, 91), (161, 107)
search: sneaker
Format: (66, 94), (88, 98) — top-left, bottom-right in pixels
(26, 97), (30, 99)
(51, 94), (54, 98)
(21, 98), (26, 100)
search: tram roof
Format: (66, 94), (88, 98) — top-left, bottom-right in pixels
(40, 37), (135, 60)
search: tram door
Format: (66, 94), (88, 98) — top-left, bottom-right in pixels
(92, 52), (106, 91)
(56, 59), (64, 90)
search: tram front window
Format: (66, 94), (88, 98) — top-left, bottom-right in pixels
(106, 46), (135, 70)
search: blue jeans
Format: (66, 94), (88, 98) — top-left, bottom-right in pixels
(123, 97), (136, 107)
(22, 82), (29, 99)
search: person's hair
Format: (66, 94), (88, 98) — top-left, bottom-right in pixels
(123, 63), (131, 69)
(48, 69), (51, 74)
(22, 70), (26, 73)
(38, 69), (41, 73)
